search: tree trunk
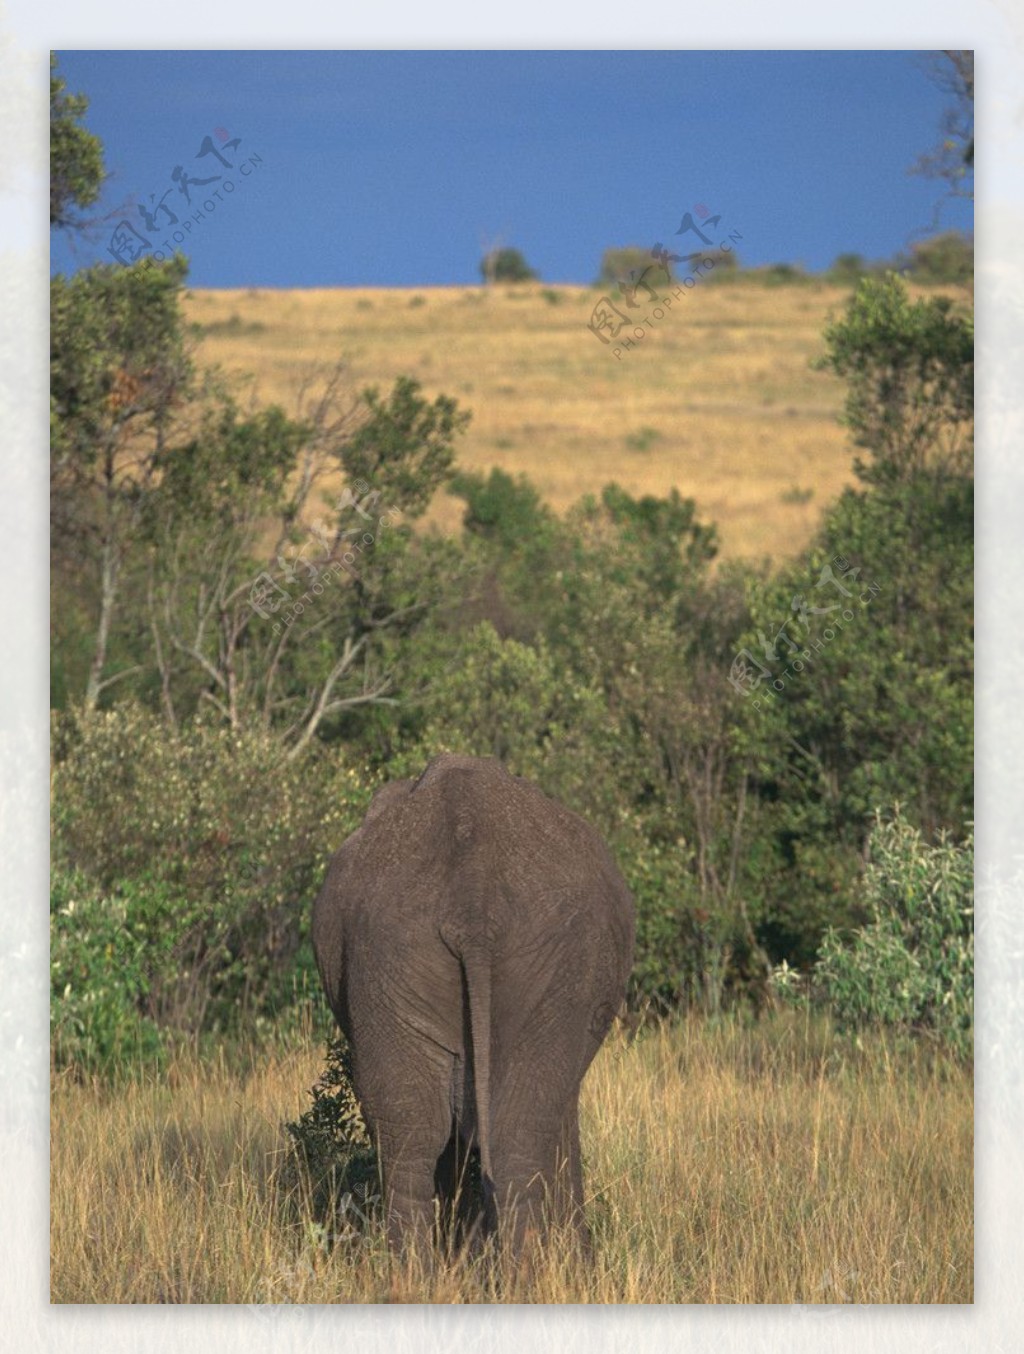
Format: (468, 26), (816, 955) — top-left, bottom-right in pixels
(84, 528), (118, 713)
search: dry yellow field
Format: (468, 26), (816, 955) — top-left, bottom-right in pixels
(50, 1014), (972, 1304)
(185, 280), (870, 561)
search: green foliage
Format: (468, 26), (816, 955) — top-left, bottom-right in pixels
(50, 255), (197, 711)
(50, 53), (105, 229)
(814, 813), (973, 1055)
(624, 427), (662, 453)
(285, 1037), (381, 1232)
(448, 467), (552, 554)
(153, 400), (309, 527)
(827, 253), (868, 286)
(50, 868), (169, 1074)
(570, 483), (718, 615)
(50, 255), (192, 475)
(597, 246), (670, 292)
(699, 247), (740, 277)
(750, 263), (809, 286)
(399, 621), (623, 820)
(341, 376), (471, 519)
(621, 835), (711, 1011)
(904, 231), (973, 285)
(480, 247), (538, 284)
(736, 464), (972, 960)
(52, 706), (373, 1034)
(816, 272), (973, 485)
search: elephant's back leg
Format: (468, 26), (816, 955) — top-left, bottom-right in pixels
(345, 940), (465, 1256)
(487, 984), (596, 1251)
(352, 1030), (455, 1257)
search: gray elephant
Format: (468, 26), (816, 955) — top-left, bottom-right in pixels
(312, 753), (635, 1260)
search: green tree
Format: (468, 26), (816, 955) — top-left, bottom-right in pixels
(144, 371), (470, 754)
(480, 246), (538, 284)
(340, 376), (470, 517)
(50, 256), (194, 710)
(50, 52), (105, 230)
(815, 273), (973, 486)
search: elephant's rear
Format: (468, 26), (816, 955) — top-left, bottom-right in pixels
(311, 753), (635, 1256)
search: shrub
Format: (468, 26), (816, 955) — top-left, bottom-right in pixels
(827, 252), (868, 286)
(480, 247), (537, 284)
(596, 246), (673, 294)
(904, 231), (973, 285)
(51, 705), (374, 1032)
(814, 811), (973, 1055)
(448, 467), (553, 554)
(750, 262), (808, 286)
(50, 868), (169, 1075)
(285, 1037), (381, 1235)
(696, 246), (740, 278)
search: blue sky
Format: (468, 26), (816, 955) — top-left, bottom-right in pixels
(50, 49), (973, 288)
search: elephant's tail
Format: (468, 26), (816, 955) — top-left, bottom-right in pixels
(463, 949), (497, 1228)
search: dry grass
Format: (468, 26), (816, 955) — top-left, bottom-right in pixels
(50, 1012), (972, 1304)
(184, 281), (864, 562)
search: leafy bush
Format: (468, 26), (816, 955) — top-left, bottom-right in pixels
(596, 246), (673, 293)
(827, 253), (869, 286)
(285, 1037), (381, 1235)
(52, 706), (373, 1032)
(904, 231), (973, 285)
(448, 467), (553, 555)
(749, 262), (808, 286)
(396, 621), (625, 826)
(480, 247), (538, 284)
(814, 812), (973, 1055)
(50, 869), (169, 1075)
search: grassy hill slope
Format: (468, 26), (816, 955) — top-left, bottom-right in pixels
(186, 280), (889, 560)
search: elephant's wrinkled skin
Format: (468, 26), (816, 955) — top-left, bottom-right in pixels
(312, 753), (635, 1258)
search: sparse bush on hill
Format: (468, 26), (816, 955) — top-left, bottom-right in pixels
(695, 246), (740, 279)
(480, 246), (538, 284)
(749, 262), (809, 286)
(596, 245), (673, 295)
(827, 252), (869, 285)
(902, 231), (973, 286)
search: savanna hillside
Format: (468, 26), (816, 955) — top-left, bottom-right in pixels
(185, 279), (862, 560)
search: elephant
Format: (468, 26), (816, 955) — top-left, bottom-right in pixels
(311, 753), (635, 1261)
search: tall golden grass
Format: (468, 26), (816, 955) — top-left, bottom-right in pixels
(50, 1012), (972, 1304)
